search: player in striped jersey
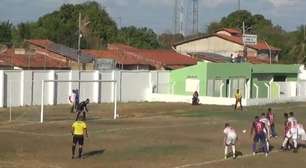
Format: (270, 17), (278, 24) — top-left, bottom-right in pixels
(250, 116), (268, 156)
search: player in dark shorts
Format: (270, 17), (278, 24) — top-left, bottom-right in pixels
(71, 116), (88, 159)
(75, 99), (90, 121)
(250, 116), (268, 156)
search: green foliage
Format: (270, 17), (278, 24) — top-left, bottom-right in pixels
(0, 21), (13, 44)
(4, 1), (161, 49)
(158, 33), (184, 48)
(117, 26), (161, 49)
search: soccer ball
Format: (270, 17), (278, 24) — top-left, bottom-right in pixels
(242, 129), (247, 133)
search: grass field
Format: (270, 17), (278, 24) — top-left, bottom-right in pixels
(1, 102), (306, 168)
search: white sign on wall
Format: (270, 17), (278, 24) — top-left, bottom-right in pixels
(243, 34), (257, 45)
(185, 78), (200, 92)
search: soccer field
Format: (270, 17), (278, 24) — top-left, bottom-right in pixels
(1, 102), (306, 168)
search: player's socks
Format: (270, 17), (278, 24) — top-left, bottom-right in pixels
(72, 145), (76, 157)
(78, 147), (83, 158)
(224, 146), (228, 159)
(293, 140), (298, 153)
(252, 143), (256, 154)
(282, 138), (289, 149)
(232, 145), (236, 158)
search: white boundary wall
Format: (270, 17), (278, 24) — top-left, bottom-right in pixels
(147, 94), (242, 106)
(1, 69), (306, 108)
(147, 93), (306, 107)
(0, 70), (170, 107)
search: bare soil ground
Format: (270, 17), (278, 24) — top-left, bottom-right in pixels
(1, 102), (306, 168)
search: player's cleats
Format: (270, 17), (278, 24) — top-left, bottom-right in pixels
(252, 152), (256, 156)
(72, 156), (74, 159)
(280, 146), (286, 151)
(224, 155), (227, 159)
(293, 149), (298, 153)
(265, 153), (268, 157)
(233, 155), (236, 159)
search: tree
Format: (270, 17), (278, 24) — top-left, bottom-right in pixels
(117, 26), (161, 49)
(286, 25), (306, 64)
(16, 1), (118, 49)
(220, 10), (255, 31)
(159, 33), (184, 48)
(0, 21), (13, 44)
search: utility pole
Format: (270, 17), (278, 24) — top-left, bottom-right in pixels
(264, 40), (272, 64)
(303, 24), (305, 63)
(238, 0), (241, 10)
(242, 21), (246, 62)
(78, 12), (81, 70)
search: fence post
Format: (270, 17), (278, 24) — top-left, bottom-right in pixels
(40, 80), (44, 123)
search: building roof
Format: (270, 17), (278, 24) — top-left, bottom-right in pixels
(190, 52), (273, 64)
(84, 43), (197, 69)
(0, 48), (69, 69)
(247, 56), (271, 64)
(26, 39), (94, 63)
(173, 29), (281, 52)
(190, 52), (232, 63)
(216, 34), (280, 51)
(136, 49), (197, 66)
(217, 28), (242, 36)
(83, 49), (153, 65)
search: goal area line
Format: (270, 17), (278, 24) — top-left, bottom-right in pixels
(172, 150), (280, 168)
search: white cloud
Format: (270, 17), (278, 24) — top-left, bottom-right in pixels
(266, 0), (303, 7)
(199, 0), (235, 8)
(138, 0), (173, 6)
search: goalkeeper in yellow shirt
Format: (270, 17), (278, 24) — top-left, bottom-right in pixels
(234, 89), (243, 111)
(71, 116), (88, 159)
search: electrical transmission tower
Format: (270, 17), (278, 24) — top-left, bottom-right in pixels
(192, 0), (199, 34)
(174, 0), (184, 35)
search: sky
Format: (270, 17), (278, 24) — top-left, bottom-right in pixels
(0, 0), (305, 34)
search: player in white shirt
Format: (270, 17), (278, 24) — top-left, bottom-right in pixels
(259, 113), (271, 152)
(69, 89), (77, 113)
(223, 123), (237, 159)
(297, 123), (306, 141)
(288, 112), (297, 126)
(282, 112), (298, 152)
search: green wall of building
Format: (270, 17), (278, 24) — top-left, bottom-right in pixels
(170, 62), (207, 96)
(170, 62), (299, 98)
(206, 63), (251, 79)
